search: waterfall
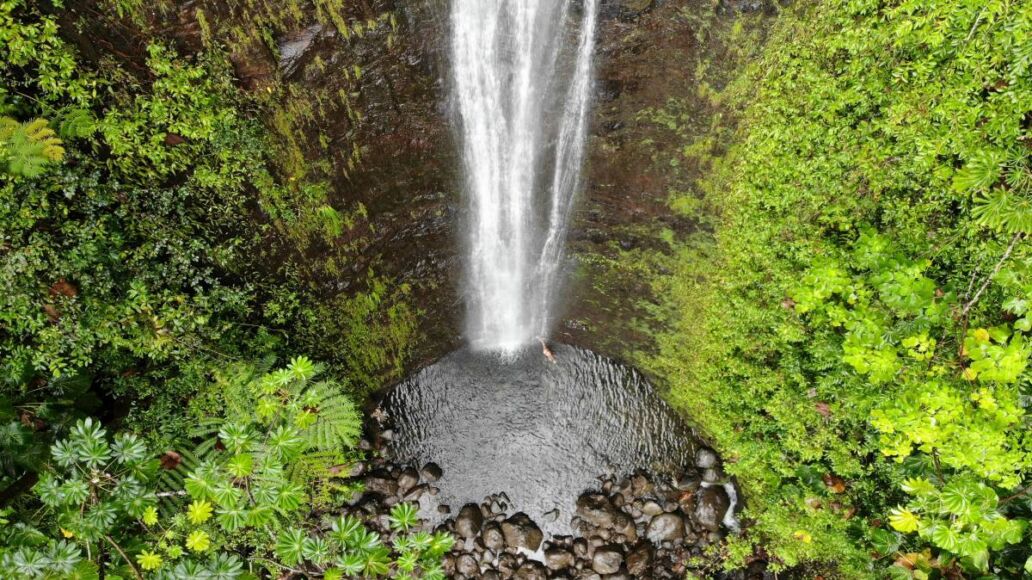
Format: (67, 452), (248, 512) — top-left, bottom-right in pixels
(451, 0), (599, 353)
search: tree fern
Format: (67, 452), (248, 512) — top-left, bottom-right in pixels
(298, 380), (362, 451)
(0, 117), (65, 177)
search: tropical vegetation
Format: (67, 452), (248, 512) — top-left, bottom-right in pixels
(648, 0), (1032, 576)
(4, 0), (1032, 578)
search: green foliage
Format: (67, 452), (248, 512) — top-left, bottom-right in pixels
(0, 0), (415, 459)
(2, 359), (452, 578)
(0, 0), (419, 576)
(0, 117), (64, 177)
(646, 0), (1032, 576)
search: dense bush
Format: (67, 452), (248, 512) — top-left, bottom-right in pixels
(1, 0), (415, 503)
(0, 359), (452, 579)
(648, 0), (1032, 576)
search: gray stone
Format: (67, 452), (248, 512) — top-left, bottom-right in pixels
(645, 513), (685, 543)
(695, 447), (719, 469)
(694, 486), (730, 532)
(420, 462), (443, 481)
(545, 547), (576, 570)
(592, 547), (623, 575)
(362, 474), (397, 497)
(629, 474), (653, 496)
(397, 467), (419, 493)
(702, 467), (724, 483)
(402, 484), (425, 502)
(577, 493), (622, 528)
(277, 24), (324, 77)
(641, 501), (663, 517)
(456, 503), (484, 538)
(502, 513), (544, 551)
(457, 554), (479, 577)
(482, 521), (505, 551)
(515, 561), (547, 580)
(625, 543), (653, 577)
(573, 537), (590, 559)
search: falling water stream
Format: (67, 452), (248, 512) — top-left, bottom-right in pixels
(381, 0), (734, 536)
(453, 0), (598, 352)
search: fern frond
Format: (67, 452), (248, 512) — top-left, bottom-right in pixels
(57, 108), (97, 139)
(156, 448), (205, 513)
(0, 117), (65, 177)
(301, 381), (362, 451)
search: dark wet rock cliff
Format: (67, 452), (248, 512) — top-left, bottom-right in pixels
(55, 0), (776, 381)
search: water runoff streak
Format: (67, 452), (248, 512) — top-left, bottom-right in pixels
(452, 0), (598, 352)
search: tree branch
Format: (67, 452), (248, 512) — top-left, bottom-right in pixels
(961, 232), (1024, 318)
(103, 535), (143, 580)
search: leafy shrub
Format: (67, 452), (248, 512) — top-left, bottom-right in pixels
(647, 0), (1032, 576)
(1, 360), (451, 579)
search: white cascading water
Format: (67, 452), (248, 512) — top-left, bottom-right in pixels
(452, 0), (599, 353)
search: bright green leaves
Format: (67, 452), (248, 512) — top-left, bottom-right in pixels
(136, 549), (163, 571)
(0, 116), (65, 177)
(288, 355), (318, 381)
(271, 514), (452, 577)
(187, 500), (214, 525)
(870, 378), (1026, 487)
(31, 419), (158, 543)
(972, 191), (1032, 234)
(793, 227), (1032, 573)
(185, 529), (211, 552)
(67, 418), (111, 468)
(890, 478), (1025, 572)
(225, 453), (253, 478)
(962, 327), (1030, 384)
(267, 425), (305, 461)
(274, 527), (307, 566)
(217, 423), (253, 454)
(389, 502), (419, 532)
(956, 151), (1032, 234)
(954, 151), (1006, 194)
(647, 0), (1032, 573)
(889, 508), (921, 534)
(1, 541), (84, 578)
(141, 506), (159, 526)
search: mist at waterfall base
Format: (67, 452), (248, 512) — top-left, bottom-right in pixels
(453, 0), (598, 353)
(384, 345), (699, 535)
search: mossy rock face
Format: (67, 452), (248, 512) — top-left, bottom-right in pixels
(564, 0), (776, 362)
(621, 0), (653, 13)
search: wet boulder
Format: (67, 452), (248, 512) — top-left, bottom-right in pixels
(421, 462), (443, 481)
(397, 467), (419, 493)
(362, 472), (398, 497)
(645, 513), (685, 543)
(545, 547), (576, 570)
(694, 486), (730, 532)
(695, 447), (719, 469)
(577, 493), (624, 529)
(502, 512), (544, 551)
(515, 561), (548, 580)
(482, 521), (505, 551)
(457, 553), (479, 577)
(455, 503), (484, 538)
(625, 542), (653, 577)
(592, 546), (624, 574)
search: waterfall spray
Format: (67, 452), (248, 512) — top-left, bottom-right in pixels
(452, 0), (598, 353)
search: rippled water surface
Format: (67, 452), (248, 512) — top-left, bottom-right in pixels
(384, 345), (698, 534)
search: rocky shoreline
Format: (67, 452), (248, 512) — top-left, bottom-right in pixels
(344, 435), (762, 579)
